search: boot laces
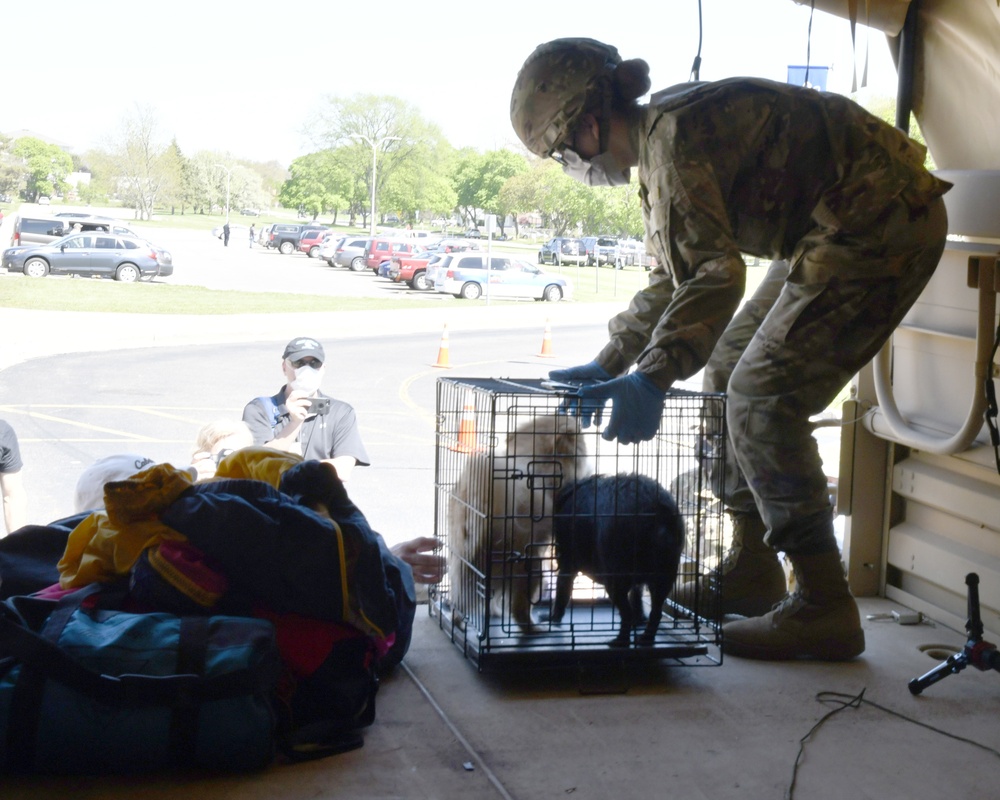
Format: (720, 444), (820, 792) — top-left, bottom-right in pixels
(770, 591), (805, 618)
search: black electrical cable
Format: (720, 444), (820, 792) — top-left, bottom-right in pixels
(689, 0), (703, 81)
(804, 0), (816, 87)
(787, 688), (1000, 799)
(986, 325), (1000, 476)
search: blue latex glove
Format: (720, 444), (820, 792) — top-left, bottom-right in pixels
(547, 361), (612, 428)
(577, 372), (667, 444)
(547, 360), (611, 387)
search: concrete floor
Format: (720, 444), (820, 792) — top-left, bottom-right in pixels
(5, 596), (999, 800)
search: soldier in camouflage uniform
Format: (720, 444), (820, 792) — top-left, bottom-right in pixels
(510, 38), (950, 661)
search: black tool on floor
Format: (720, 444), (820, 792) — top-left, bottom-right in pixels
(909, 573), (1000, 695)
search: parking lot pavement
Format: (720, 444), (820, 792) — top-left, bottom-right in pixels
(0, 299), (626, 373)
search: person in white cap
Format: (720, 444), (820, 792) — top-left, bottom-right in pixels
(74, 453), (160, 514)
(241, 337), (370, 481)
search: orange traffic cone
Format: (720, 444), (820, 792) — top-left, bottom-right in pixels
(450, 392), (480, 453)
(537, 319), (555, 358)
(433, 324), (451, 368)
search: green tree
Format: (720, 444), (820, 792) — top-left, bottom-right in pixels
(11, 137), (72, 201)
(305, 93), (450, 228)
(452, 149), (528, 236)
(508, 159), (594, 236)
(102, 105), (173, 220)
(157, 139), (187, 214)
(0, 135), (22, 198)
(279, 150), (351, 221)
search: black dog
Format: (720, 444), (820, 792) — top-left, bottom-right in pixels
(551, 474), (685, 647)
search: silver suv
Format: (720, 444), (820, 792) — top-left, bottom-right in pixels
(538, 237), (586, 266)
(327, 236), (373, 271)
(582, 236), (620, 266)
(9, 214), (139, 248)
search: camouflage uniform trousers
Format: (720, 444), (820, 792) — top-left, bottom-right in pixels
(702, 196), (948, 555)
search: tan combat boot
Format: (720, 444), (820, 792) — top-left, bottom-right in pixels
(672, 510), (787, 618)
(722, 550), (865, 660)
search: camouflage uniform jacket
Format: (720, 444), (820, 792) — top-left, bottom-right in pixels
(594, 77), (950, 389)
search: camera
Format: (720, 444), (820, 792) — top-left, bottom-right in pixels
(307, 396), (331, 416)
(213, 448), (234, 466)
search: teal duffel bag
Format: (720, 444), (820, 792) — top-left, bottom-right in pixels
(0, 588), (282, 774)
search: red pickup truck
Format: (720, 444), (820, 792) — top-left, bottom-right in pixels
(389, 252), (442, 290)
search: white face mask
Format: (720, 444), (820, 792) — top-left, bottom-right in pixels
(290, 365), (323, 394)
(559, 148), (630, 187)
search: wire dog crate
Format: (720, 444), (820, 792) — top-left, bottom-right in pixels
(429, 377), (726, 672)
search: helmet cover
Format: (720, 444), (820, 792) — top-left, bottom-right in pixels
(510, 38), (621, 158)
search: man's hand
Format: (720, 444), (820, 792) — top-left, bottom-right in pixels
(391, 536), (447, 585)
(577, 372), (667, 444)
(284, 390), (313, 423)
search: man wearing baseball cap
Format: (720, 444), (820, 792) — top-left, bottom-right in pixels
(241, 337), (370, 480)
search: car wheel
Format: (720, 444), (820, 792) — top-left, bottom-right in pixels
(411, 271), (429, 291)
(326, 258), (336, 268)
(460, 281), (483, 300)
(279, 241), (295, 255)
(350, 256), (365, 272)
(308, 246), (320, 257)
(115, 263), (140, 282)
(543, 284), (564, 302)
(538, 252), (544, 264)
(24, 257), (49, 278)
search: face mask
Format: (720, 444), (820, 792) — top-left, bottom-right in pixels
(290, 366), (323, 394)
(559, 148), (630, 187)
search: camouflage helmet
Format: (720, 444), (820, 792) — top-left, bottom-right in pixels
(510, 38), (621, 158)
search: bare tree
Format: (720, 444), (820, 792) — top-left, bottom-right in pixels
(105, 105), (174, 220)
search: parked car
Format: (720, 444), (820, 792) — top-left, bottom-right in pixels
(581, 236), (620, 266)
(363, 237), (422, 272)
(297, 228), (332, 257)
(317, 235), (342, 263)
(266, 223), (306, 254)
(10, 214), (140, 248)
(436, 238), (480, 253)
(431, 253), (571, 301)
(3, 232), (162, 282)
(389, 252), (444, 290)
(328, 236), (372, 270)
(538, 237), (587, 266)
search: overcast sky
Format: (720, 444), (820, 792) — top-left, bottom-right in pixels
(3, 0), (897, 166)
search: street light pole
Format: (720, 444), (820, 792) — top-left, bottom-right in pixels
(350, 134), (400, 236)
(213, 163), (232, 222)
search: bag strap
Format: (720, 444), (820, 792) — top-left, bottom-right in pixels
(0, 610), (268, 705)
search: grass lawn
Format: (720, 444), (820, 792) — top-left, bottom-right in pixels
(0, 279), (444, 314)
(0, 264), (654, 314)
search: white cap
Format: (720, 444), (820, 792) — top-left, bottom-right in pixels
(74, 454), (158, 513)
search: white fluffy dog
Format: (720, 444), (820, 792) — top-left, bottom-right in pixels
(448, 413), (591, 635)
